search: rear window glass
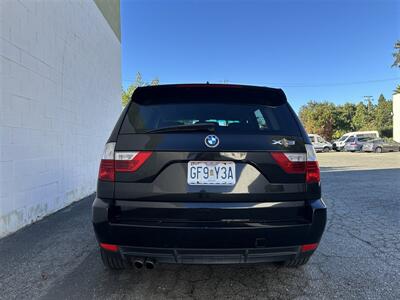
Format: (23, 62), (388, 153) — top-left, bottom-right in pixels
(120, 102), (301, 135)
(347, 137), (355, 143)
(358, 137), (371, 142)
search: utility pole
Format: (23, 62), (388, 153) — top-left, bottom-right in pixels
(364, 96), (374, 113)
(363, 96), (373, 103)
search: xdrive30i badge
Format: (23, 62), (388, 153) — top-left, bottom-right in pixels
(204, 135), (220, 148)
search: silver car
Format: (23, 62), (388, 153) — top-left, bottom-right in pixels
(308, 134), (332, 152)
(362, 139), (400, 153)
(343, 136), (373, 152)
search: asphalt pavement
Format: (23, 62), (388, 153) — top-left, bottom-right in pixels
(1, 152), (399, 300)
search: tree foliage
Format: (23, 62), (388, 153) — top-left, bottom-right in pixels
(299, 101), (336, 139)
(392, 41), (400, 94)
(299, 95), (393, 140)
(122, 72), (159, 106)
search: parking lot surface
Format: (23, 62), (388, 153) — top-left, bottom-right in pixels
(0, 152), (399, 300)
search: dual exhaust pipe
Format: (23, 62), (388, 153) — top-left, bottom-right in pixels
(134, 258), (155, 269)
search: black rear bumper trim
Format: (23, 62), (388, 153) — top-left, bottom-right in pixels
(119, 246), (302, 264)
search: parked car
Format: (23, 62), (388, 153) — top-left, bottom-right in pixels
(343, 136), (374, 152)
(93, 84), (327, 270)
(308, 134), (332, 152)
(332, 131), (379, 151)
(362, 139), (400, 153)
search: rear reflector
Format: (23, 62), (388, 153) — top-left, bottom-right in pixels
(300, 243), (319, 252)
(100, 243), (119, 252)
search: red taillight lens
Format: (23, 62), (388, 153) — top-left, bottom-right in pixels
(306, 161), (320, 183)
(99, 143), (116, 181)
(300, 243), (319, 252)
(270, 152), (306, 174)
(115, 151), (152, 172)
(98, 142), (152, 181)
(98, 159), (115, 181)
(100, 243), (119, 252)
(271, 145), (320, 184)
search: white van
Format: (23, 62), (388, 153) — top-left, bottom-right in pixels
(333, 131), (379, 151)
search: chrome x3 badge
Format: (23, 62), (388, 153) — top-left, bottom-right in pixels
(205, 135), (220, 148)
(272, 138), (296, 147)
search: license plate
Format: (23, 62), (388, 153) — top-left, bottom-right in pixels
(187, 161), (236, 186)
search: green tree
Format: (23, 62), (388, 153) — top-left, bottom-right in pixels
(352, 101), (374, 130)
(298, 95), (393, 140)
(374, 94), (393, 137)
(333, 102), (356, 138)
(299, 101), (337, 140)
(122, 72), (159, 106)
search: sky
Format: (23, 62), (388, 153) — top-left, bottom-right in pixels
(121, 0), (400, 112)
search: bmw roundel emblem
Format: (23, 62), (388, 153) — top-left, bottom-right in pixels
(205, 135), (220, 148)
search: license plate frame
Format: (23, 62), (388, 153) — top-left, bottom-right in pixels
(187, 161), (236, 186)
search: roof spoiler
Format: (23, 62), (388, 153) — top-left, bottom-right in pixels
(132, 84), (287, 106)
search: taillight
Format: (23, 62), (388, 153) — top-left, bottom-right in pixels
(115, 151), (152, 172)
(99, 160), (115, 181)
(271, 144), (320, 184)
(270, 152), (306, 174)
(98, 142), (152, 181)
(305, 144), (320, 183)
(98, 142), (116, 181)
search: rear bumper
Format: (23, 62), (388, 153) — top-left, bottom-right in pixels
(92, 198), (327, 264)
(362, 146), (374, 152)
(119, 245), (305, 264)
(344, 145), (361, 151)
(332, 144), (343, 151)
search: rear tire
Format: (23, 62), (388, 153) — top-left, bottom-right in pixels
(375, 147), (382, 153)
(281, 256), (310, 267)
(100, 248), (125, 270)
(323, 147), (330, 152)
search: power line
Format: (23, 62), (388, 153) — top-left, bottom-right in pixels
(265, 77), (400, 88)
(121, 77), (400, 88)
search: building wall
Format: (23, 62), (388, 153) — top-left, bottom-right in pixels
(0, 0), (121, 237)
(394, 94), (400, 143)
(94, 0), (121, 41)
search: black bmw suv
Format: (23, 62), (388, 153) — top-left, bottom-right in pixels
(93, 84), (326, 270)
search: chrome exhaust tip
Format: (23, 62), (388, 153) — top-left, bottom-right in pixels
(145, 258), (155, 269)
(134, 258), (144, 269)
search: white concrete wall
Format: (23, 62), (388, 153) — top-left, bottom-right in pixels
(0, 0), (121, 237)
(394, 94), (400, 143)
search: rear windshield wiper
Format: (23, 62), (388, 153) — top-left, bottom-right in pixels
(145, 123), (216, 134)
